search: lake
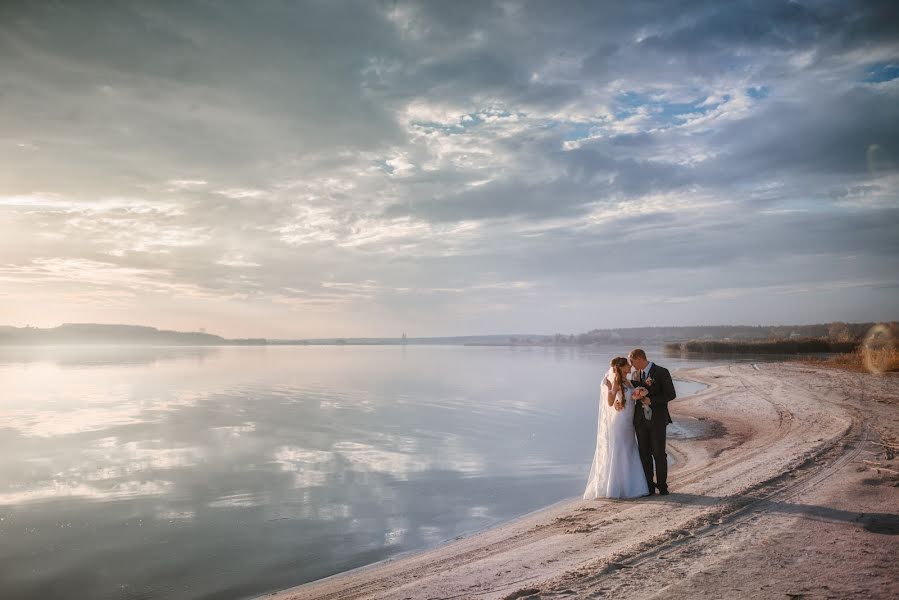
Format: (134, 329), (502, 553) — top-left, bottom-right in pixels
(0, 344), (719, 600)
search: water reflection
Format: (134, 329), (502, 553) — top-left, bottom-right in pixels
(0, 345), (716, 600)
(0, 345), (220, 367)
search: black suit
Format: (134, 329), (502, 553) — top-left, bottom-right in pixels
(632, 363), (676, 493)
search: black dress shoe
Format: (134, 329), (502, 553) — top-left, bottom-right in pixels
(658, 489), (670, 496)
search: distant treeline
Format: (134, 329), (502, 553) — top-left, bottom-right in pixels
(661, 322), (898, 355)
(0, 324), (266, 346)
(549, 321), (877, 346)
(471, 322), (878, 347)
(664, 338), (861, 355)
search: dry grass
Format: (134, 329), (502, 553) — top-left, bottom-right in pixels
(795, 348), (899, 374)
(794, 351), (867, 373)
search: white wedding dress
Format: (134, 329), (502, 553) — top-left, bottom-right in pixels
(583, 368), (650, 499)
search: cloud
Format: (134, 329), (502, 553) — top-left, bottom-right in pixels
(0, 0), (897, 336)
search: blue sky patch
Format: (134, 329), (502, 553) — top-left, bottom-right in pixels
(612, 91), (728, 129)
(560, 122), (594, 141)
(864, 63), (899, 83)
(747, 85), (770, 99)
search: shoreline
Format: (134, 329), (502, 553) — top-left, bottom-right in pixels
(258, 368), (727, 599)
(257, 371), (716, 596)
(261, 364), (899, 600)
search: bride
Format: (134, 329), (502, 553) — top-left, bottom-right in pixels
(583, 356), (650, 499)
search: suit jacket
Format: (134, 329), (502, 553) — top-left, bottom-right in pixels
(632, 363), (675, 426)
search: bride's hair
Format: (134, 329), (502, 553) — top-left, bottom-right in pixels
(610, 356), (630, 394)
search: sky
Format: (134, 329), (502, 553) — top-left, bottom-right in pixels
(1, 0), (897, 338)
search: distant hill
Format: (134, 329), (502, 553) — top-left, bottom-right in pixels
(0, 321), (886, 347)
(0, 324), (265, 346)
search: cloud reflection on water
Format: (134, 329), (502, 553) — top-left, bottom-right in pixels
(0, 479), (174, 505)
(0, 345), (665, 600)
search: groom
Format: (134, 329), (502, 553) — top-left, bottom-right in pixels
(628, 348), (676, 496)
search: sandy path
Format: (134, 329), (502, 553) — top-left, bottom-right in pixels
(264, 364), (899, 600)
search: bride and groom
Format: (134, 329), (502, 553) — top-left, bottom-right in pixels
(583, 348), (677, 499)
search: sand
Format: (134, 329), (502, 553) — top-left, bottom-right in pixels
(263, 364), (899, 600)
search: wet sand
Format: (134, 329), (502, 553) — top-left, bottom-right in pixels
(263, 364), (899, 600)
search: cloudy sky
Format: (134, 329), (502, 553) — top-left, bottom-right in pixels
(1, 1), (897, 338)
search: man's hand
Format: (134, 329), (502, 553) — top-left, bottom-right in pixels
(632, 386), (648, 400)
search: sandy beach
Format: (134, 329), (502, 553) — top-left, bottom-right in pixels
(264, 363), (899, 600)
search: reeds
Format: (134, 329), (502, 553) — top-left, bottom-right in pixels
(793, 323), (899, 374)
(664, 338), (858, 355)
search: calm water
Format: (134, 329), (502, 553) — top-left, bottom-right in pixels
(0, 345), (718, 600)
